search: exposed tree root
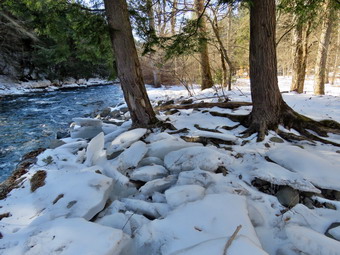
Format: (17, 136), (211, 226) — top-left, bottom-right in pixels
(194, 124), (222, 133)
(241, 104), (340, 145)
(180, 136), (236, 146)
(208, 111), (248, 123)
(155, 101), (252, 111)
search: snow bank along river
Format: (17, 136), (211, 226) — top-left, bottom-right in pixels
(0, 85), (123, 182)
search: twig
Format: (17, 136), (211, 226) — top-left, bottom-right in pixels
(223, 225), (242, 255)
(122, 212), (135, 232)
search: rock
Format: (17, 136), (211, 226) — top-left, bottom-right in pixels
(161, 99), (175, 106)
(109, 109), (121, 118)
(107, 150), (124, 160)
(139, 175), (177, 196)
(100, 107), (111, 117)
(48, 139), (66, 149)
(30, 170), (47, 192)
(325, 222), (340, 241)
(269, 137), (284, 143)
(335, 191), (340, 201)
(130, 165), (168, 182)
(275, 186), (299, 207)
(56, 130), (69, 139)
(119, 106), (129, 113)
(165, 185), (205, 208)
(303, 197), (314, 209)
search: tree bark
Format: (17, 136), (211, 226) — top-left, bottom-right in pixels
(330, 26), (340, 85)
(103, 0), (157, 127)
(171, 0), (178, 35)
(194, 0), (214, 90)
(313, 0), (335, 95)
(290, 22), (304, 92)
(247, 0), (286, 141)
(291, 21), (311, 93)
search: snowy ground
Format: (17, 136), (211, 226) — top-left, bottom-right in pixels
(0, 75), (115, 96)
(0, 77), (340, 255)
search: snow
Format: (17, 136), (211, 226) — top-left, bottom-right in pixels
(164, 146), (232, 174)
(1, 76), (340, 255)
(286, 225), (340, 255)
(267, 145), (340, 191)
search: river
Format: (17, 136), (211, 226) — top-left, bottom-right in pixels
(0, 85), (123, 182)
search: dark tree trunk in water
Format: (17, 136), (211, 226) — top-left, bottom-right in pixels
(104, 0), (157, 127)
(195, 0), (214, 90)
(246, 0), (287, 141)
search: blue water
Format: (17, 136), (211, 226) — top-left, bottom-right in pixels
(0, 85), (123, 182)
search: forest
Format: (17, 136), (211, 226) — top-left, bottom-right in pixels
(1, 0), (340, 254)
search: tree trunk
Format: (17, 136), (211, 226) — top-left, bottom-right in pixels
(331, 26), (340, 85)
(195, 0), (214, 90)
(247, 0), (286, 141)
(103, 0), (157, 127)
(171, 0), (178, 35)
(291, 21), (311, 93)
(313, 0), (335, 95)
(220, 49), (227, 87)
(290, 22), (304, 92)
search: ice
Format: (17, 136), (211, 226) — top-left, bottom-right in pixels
(117, 141), (148, 171)
(139, 175), (177, 196)
(130, 165), (168, 182)
(251, 161), (321, 193)
(146, 138), (201, 159)
(164, 146), (232, 174)
(267, 145), (340, 191)
(84, 132), (105, 167)
(165, 184), (205, 208)
(107, 128), (147, 155)
(121, 198), (170, 219)
(286, 225), (340, 255)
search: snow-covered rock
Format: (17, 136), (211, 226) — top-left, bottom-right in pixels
(286, 225), (340, 255)
(267, 146), (340, 191)
(72, 117), (102, 127)
(165, 184), (205, 208)
(130, 165), (168, 182)
(164, 146), (232, 174)
(97, 213), (132, 235)
(0, 170), (113, 231)
(133, 193), (265, 255)
(1, 217), (130, 255)
(176, 170), (215, 188)
(251, 161), (321, 193)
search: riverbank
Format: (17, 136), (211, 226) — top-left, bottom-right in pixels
(0, 75), (117, 97)
(0, 79), (340, 254)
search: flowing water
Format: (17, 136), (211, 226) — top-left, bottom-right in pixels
(0, 85), (123, 182)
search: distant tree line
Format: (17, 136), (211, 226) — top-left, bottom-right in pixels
(0, 0), (114, 82)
